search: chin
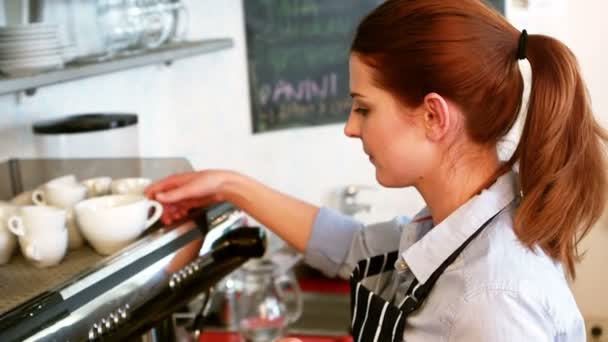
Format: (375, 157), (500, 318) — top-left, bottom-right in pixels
(375, 173), (402, 188)
(375, 169), (413, 188)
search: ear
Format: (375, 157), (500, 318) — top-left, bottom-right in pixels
(422, 93), (451, 141)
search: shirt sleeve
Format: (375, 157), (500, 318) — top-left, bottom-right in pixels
(447, 290), (556, 342)
(304, 207), (408, 279)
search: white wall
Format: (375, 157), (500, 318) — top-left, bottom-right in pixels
(559, 0), (608, 323)
(0, 0), (605, 320)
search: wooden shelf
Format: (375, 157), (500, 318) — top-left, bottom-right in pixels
(0, 38), (234, 95)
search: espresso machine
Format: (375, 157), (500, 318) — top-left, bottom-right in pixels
(0, 158), (267, 341)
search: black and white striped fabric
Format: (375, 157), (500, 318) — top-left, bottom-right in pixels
(349, 210), (502, 342)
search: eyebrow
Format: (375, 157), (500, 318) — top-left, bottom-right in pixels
(350, 92), (365, 98)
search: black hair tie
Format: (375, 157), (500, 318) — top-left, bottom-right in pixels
(517, 29), (528, 60)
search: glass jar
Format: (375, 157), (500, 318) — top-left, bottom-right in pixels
(235, 259), (303, 342)
(131, 0), (169, 49)
(96, 0), (142, 57)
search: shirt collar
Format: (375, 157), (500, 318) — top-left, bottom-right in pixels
(401, 171), (519, 284)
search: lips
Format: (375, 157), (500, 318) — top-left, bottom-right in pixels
(363, 144), (374, 163)
(363, 148), (373, 162)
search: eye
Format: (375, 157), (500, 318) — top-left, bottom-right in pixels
(354, 107), (369, 116)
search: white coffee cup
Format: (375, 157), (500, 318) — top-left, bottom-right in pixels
(7, 206), (68, 268)
(32, 182), (87, 208)
(74, 194), (163, 255)
(111, 177), (152, 195)
(81, 177), (113, 197)
(31, 176), (87, 250)
(47, 174), (78, 185)
(0, 204), (17, 264)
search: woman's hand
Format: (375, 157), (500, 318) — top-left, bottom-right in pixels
(145, 170), (233, 225)
(146, 169), (319, 253)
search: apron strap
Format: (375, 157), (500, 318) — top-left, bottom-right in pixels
(399, 207), (506, 312)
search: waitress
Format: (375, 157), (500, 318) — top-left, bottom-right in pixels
(146, 0), (606, 340)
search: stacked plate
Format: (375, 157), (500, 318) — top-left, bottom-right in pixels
(0, 23), (65, 77)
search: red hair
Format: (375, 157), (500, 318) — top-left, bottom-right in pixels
(351, 0), (607, 277)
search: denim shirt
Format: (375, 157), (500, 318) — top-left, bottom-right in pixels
(304, 172), (585, 341)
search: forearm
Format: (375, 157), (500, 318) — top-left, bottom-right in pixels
(221, 172), (319, 252)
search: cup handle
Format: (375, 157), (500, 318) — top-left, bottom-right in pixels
(144, 200), (164, 229)
(8, 216), (25, 236)
(32, 189), (46, 206)
(275, 274), (303, 324)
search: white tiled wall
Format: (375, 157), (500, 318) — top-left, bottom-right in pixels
(0, 0), (605, 319)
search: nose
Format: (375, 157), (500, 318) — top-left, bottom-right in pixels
(344, 112), (361, 138)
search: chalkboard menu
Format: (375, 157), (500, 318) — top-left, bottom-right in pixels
(244, 0), (382, 133)
(487, 0), (506, 14)
(244, 0), (505, 134)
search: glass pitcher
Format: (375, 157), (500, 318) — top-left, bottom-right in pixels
(96, 0), (142, 57)
(236, 258), (303, 342)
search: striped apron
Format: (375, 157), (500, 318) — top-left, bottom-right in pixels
(349, 210), (503, 342)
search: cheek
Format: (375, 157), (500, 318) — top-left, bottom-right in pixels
(386, 145), (433, 185)
(378, 124), (435, 186)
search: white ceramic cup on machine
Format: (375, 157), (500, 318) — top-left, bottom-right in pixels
(32, 174), (86, 208)
(0, 203), (17, 264)
(7, 206), (68, 268)
(75, 194), (163, 255)
(81, 177), (113, 197)
(46, 174), (77, 185)
(111, 177), (151, 195)
(31, 174), (87, 249)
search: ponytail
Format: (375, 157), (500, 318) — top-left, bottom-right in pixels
(507, 34), (608, 277)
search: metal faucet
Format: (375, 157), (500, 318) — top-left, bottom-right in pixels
(340, 185), (373, 215)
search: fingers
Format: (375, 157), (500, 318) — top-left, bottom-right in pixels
(161, 208), (191, 225)
(160, 204), (178, 225)
(155, 185), (199, 203)
(158, 198), (218, 225)
(161, 211), (174, 225)
(145, 172), (196, 199)
(146, 171), (227, 225)
(148, 177), (203, 204)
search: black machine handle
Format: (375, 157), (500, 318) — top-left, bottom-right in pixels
(110, 226), (267, 341)
(210, 225), (267, 260)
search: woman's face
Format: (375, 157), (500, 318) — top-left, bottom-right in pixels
(345, 54), (438, 187)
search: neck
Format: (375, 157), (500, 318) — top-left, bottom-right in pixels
(416, 146), (500, 226)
